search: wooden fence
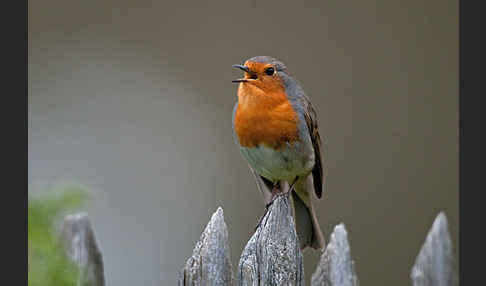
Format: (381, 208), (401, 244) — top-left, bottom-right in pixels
(59, 196), (457, 286)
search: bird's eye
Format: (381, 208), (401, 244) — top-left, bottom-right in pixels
(265, 67), (275, 76)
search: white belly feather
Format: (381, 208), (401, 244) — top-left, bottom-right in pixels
(239, 140), (315, 181)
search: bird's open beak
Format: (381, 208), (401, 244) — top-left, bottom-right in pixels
(232, 64), (251, 83)
(232, 64), (250, 73)
(232, 79), (248, 83)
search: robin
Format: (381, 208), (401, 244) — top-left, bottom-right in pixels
(232, 56), (325, 250)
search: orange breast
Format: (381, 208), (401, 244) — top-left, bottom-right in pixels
(234, 84), (300, 149)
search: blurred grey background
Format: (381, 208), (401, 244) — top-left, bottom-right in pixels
(28, 0), (458, 285)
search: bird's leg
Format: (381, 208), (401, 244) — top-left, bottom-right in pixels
(255, 181), (281, 230)
(287, 176), (299, 196)
(266, 181), (281, 208)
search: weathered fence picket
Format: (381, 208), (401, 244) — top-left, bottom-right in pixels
(60, 212), (105, 286)
(178, 207), (233, 286)
(410, 212), (457, 286)
(238, 195), (304, 286)
(311, 223), (359, 286)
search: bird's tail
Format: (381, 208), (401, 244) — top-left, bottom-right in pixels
(291, 175), (325, 250)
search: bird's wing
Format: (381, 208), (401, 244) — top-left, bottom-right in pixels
(302, 96), (324, 199)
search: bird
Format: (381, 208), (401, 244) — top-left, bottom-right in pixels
(231, 56), (325, 250)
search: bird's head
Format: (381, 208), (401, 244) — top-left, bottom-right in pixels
(232, 56), (289, 94)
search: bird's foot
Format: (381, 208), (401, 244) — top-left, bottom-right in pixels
(254, 197), (277, 230)
(254, 178), (298, 230)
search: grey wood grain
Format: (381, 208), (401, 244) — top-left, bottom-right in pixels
(311, 223), (358, 286)
(179, 207), (233, 286)
(60, 212), (105, 286)
(237, 195), (304, 286)
(411, 212), (457, 286)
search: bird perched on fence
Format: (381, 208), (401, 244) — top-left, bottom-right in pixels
(232, 56), (325, 250)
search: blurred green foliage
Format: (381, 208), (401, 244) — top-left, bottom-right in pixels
(28, 184), (91, 286)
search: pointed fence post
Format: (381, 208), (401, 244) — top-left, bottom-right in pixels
(237, 195), (304, 286)
(179, 207), (233, 286)
(60, 212), (105, 286)
(311, 223), (359, 286)
(410, 212), (458, 286)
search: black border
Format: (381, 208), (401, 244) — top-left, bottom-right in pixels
(24, 0), (28, 282)
(4, 0), (27, 284)
(24, 0), (28, 284)
(460, 1), (484, 285)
